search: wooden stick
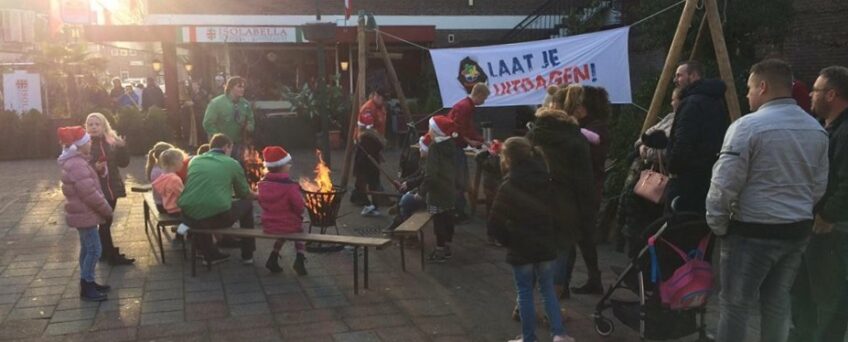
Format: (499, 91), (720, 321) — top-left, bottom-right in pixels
(689, 12), (708, 60)
(377, 34), (413, 125)
(340, 15), (368, 188)
(705, 0), (742, 121)
(641, 0), (699, 134)
(356, 143), (402, 190)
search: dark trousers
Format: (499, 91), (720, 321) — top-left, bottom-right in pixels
(789, 231), (848, 342)
(566, 237), (602, 282)
(454, 146), (469, 215)
(99, 199), (118, 258)
(433, 211), (455, 247)
(183, 199), (256, 259)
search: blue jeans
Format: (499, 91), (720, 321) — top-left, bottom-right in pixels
(454, 145), (468, 215)
(718, 234), (809, 342)
(399, 192), (425, 218)
(513, 260), (566, 341)
(78, 227), (102, 282)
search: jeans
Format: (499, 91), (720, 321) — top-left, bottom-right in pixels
(78, 227), (101, 282)
(513, 260), (566, 341)
(399, 192), (425, 218)
(454, 145), (468, 215)
(717, 234), (809, 342)
(182, 199), (256, 259)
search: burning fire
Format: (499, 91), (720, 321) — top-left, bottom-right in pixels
(243, 146), (267, 192)
(299, 149), (334, 214)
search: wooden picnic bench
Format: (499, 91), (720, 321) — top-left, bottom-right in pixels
(392, 211), (433, 271)
(189, 229), (391, 294)
(131, 184), (184, 263)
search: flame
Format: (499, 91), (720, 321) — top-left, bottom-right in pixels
(242, 146), (266, 192)
(299, 149), (334, 214)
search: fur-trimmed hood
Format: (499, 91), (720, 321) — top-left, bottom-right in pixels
(535, 108), (579, 125)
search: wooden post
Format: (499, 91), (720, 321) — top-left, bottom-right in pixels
(704, 0), (742, 121)
(377, 34), (413, 125)
(340, 15), (368, 188)
(641, 0), (699, 134)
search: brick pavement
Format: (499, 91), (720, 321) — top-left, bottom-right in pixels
(0, 149), (740, 341)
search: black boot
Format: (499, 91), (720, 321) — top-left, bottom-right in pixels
(571, 274), (603, 295)
(292, 253), (307, 276)
(265, 251), (283, 273)
(109, 248), (135, 266)
(79, 280), (107, 302)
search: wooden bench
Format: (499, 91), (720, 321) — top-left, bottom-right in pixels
(141, 191), (184, 263)
(189, 229), (391, 295)
(393, 211), (433, 271)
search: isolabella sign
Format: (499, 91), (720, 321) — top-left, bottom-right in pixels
(432, 26), (632, 106)
(179, 26), (303, 43)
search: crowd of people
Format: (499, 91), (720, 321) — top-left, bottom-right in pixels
(53, 58), (848, 342)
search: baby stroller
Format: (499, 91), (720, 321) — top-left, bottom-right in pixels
(593, 198), (714, 341)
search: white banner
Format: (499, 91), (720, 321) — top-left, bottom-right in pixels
(430, 26), (631, 107)
(3, 71), (43, 114)
(179, 26), (301, 43)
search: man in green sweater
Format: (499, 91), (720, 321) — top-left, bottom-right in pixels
(178, 133), (256, 265)
(203, 76), (254, 164)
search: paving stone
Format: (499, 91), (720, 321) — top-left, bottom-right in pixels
(229, 301), (271, 316)
(23, 285), (67, 297)
(137, 321), (206, 339)
(185, 301), (229, 321)
(0, 284), (28, 295)
(274, 308), (338, 325)
(0, 292), (21, 305)
(91, 309), (140, 330)
(210, 327), (283, 342)
(185, 281), (223, 292)
(279, 319), (349, 339)
(145, 279), (182, 291)
(267, 293), (311, 313)
(261, 282), (302, 295)
(113, 287), (143, 299)
(374, 326), (429, 342)
(6, 305), (55, 320)
(141, 299), (183, 313)
(98, 298), (142, 312)
(397, 298), (455, 317)
(333, 331), (382, 342)
(0, 275), (35, 286)
(36, 268), (76, 279)
(224, 281), (262, 294)
(15, 294), (62, 308)
(29, 277), (72, 288)
(185, 289), (225, 303)
(338, 303), (401, 318)
(207, 315), (275, 332)
(44, 320), (93, 336)
(432, 335), (474, 342)
(139, 310), (184, 326)
(344, 314), (409, 331)
(50, 307), (98, 323)
(303, 286), (344, 298)
(83, 327), (137, 342)
(0, 318), (48, 339)
(5, 261), (43, 269)
(412, 316), (468, 336)
(142, 289), (183, 302)
(2, 267), (41, 277)
(42, 262), (77, 270)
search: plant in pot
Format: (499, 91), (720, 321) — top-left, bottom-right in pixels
(282, 76), (350, 149)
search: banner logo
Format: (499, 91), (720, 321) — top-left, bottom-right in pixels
(457, 57), (488, 93)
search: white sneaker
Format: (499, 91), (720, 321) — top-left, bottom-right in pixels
(241, 258), (254, 265)
(360, 205), (376, 216)
(176, 224), (190, 236)
(367, 209), (382, 217)
(507, 336), (523, 342)
(553, 335), (575, 342)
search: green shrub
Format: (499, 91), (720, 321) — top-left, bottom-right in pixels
(114, 106), (145, 155)
(0, 110), (21, 160)
(19, 109), (55, 158)
(143, 106), (173, 154)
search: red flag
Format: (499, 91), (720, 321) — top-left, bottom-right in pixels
(345, 0), (352, 20)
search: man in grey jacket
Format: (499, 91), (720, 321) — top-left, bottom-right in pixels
(707, 59), (829, 342)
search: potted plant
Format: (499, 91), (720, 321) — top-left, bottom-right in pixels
(282, 76), (350, 149)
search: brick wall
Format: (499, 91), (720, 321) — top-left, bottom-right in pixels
(784, 0), (848, 83)
(149, 0), (548, 16)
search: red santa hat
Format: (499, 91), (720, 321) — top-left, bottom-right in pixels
(57, 126), (90, 149)
(262, 146), (292, 168)
(429, 115), (458, 141)
(358, 112), (374, 129)
(418, 133), (433, 153)
(488, 139), (503, 155)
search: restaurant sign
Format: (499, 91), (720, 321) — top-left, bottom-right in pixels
(178, 26), (305, 43)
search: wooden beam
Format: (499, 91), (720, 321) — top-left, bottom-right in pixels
(162, 42), (181, 134)
(377, 34), (413, 126)
(641, 0), (699, 134)
(340, 15), (368, 188)
(704, 0), (742, 121)
(689, 12), (708, 60)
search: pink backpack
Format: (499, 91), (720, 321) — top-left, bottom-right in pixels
(648, 234), (713, 310)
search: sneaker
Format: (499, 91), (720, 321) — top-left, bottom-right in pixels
(202, 252), (230, 266)
(241, 258), (254, 265)
(176, 223), (190, 236)
(508, 335), (524, 342)
(367, 209), (382, 217)
(360, 205), (376, 216)
(553, 335), (576, 342)
(427, 249), (447, 263)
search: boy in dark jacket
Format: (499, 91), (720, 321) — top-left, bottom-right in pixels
(420, 116), (458, 263)
(489, 137), (574, 342)
(353, 112), (387, 216)
(475, 139), (504, 244)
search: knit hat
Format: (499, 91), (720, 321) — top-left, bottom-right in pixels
(358, 112), (374, 129)
(419, 134), (433, 153)
(488, 139), (503, 155)
(263, 146), (292, 168)
(57, 126), (90, 150)
(429, 115), (458, 141)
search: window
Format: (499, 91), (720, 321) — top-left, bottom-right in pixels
(120, 49), (128, 56)
(110, 49), (119, 56)
(129, 50), (137, 56)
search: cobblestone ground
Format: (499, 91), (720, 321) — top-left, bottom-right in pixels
(0, 148), (744, 341)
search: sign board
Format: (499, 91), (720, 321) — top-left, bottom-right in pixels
(3, 71), (43, 114)
(178, 26), (304, 43)
(60, 0), (91, 24)
(430, 26), (632, 106)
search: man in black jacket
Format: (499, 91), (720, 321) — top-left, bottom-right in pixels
(666, 60), (729, 214)
(790, 65), (848, 342)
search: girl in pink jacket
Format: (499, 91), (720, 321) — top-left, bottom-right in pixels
(57, 126), (113, 302)
(258, 146), (307, 275)
(151, 148), (187, 215)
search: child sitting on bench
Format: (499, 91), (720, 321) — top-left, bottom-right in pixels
(258, 145), (308, 275)
(152, 148), (188, 215)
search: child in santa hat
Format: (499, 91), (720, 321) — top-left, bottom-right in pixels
(258, 146), (308, 275)
(352, 112), (387, 217)
(382, 133), (432, 234)
(420, 115), (459, 262)
(57, 126), (113, 302)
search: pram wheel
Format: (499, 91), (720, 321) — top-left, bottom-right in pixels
(594, 316), (614, 336)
